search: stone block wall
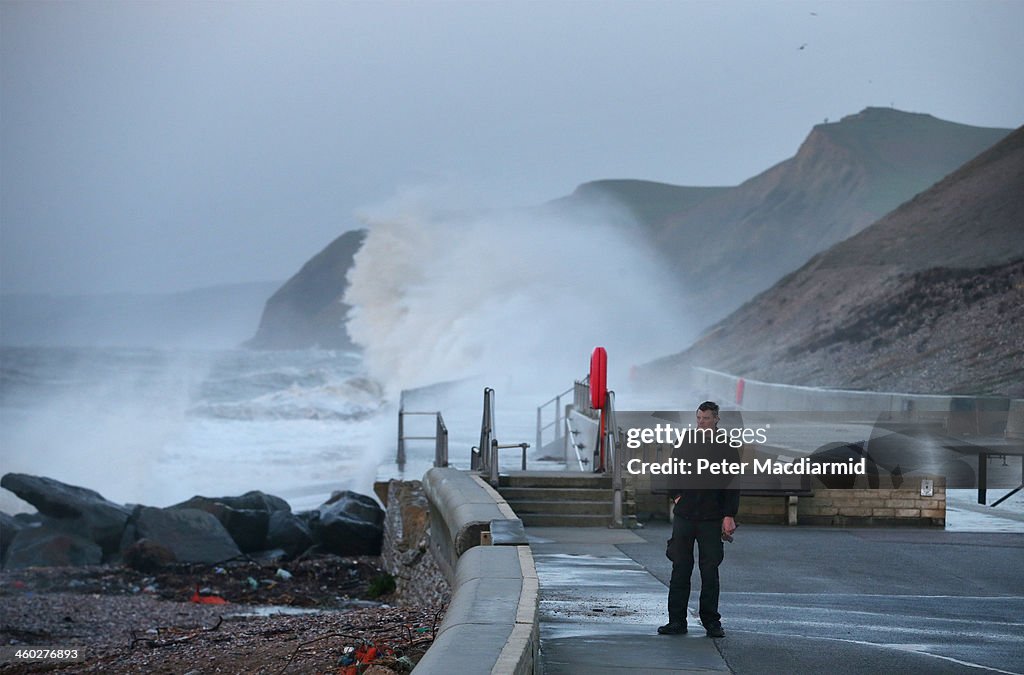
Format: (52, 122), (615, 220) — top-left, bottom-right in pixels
(735, 476), (946, 526)
(379, 479), (451, 607)
(798, 476), (946, 526)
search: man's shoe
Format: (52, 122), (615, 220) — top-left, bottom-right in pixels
(705, 625), (725, 638)
(657, 622), (687, 635)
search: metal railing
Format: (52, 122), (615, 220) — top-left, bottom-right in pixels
(471, 387), (529, 485)
(397, 408), (449, 469)
(573, 376), (598, 418)
(536, 385), (573, 459)
(605, 390), (624, 527)
(471, 387), (496, 477)
(540, 376), (625, 526)
(434, 413), (449, 468)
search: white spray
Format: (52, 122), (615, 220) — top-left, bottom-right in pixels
(343, 191), (697, 402)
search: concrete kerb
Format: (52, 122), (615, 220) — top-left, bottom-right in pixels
(415, 467), (539, 675)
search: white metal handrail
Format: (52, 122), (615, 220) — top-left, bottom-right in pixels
(536, 385), (573, 458)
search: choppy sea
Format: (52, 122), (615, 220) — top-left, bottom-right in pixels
(0, 345), (567, 515)
(0, 347), (419, 513)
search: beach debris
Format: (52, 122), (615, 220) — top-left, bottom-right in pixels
(129, 616), (224, 649)
(190, 584), (228, 605)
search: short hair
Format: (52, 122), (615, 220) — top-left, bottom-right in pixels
(697, 401), (720, 416)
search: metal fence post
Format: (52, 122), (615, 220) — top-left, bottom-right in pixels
(490, 438), (499, 485)
(536, 406), (542, 455)
(608, 391), (623, 528)
(397, 408), (406, 468)
(435, 414), (449, 468)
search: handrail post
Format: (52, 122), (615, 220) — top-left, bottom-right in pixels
(608, 391), (623, 528)
(563, 403), (571, 463)
(478, 387), (496, 481)
(536, 406), (542, 454)
(555, 394), (562, 445)
(435, 413), (448, 468)
(397, 407), (406, 468)
(490, 438), (499, 485)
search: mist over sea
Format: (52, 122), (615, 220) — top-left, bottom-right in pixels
(0, 200), (699, 514)
(0, 346), (404, 513)
(0, 343), (581, 518)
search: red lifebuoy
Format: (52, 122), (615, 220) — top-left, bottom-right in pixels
(590, 347), (607, 410)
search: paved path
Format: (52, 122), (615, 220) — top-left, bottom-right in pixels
(528, 524), (1024, 674)
(528, 527), (728, 674)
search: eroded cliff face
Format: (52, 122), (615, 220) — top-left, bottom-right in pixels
(652, 125), (1024, 396)
(245, 229), (366, 350)
(248, 109), (1012, 366)
(561, 109), (1010, 331)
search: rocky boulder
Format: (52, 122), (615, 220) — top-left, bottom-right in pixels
(266, 510), (315, 557)
(212, 490), (291, 514)
(170, 498), (267, 553)
(314, 490), (384, 556)
(122, 539), (177, 572)
(122, 506), (241, 564)
(169, 491), (291, 553)
(4, 522), (103, 569)
(1, 473), (131, 555)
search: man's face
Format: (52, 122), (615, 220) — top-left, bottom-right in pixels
(696, 409), (718, 429)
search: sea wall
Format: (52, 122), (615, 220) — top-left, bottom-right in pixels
(379, 479), (450, 607)
(414, 467), (538, 675)
(690, 367), (1019, 418)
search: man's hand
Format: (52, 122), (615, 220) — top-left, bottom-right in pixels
(722, 516), (737, 537)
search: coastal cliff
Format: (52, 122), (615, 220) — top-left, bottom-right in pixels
(246, 229), (366, 350)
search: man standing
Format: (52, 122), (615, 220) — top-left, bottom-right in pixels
(658, 401), (739, 638)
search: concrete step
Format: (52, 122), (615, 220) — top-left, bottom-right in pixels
(499, 471), (611, 488)
(517, 513), (639, 528)
(502, 499), (613, 515)
(496, 471), (636, 527)
(498, 486), (618, 501)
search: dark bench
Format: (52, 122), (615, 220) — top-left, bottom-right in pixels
(741, 488), (815, 525)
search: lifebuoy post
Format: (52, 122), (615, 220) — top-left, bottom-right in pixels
(590, 347), (608, 472)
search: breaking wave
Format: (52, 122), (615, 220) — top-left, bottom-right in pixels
(343, 196), (694, 397)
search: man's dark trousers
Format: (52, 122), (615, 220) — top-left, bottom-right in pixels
(667, 517), (724, 628)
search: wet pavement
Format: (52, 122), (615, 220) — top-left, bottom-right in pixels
(947, 488), (1024, 533)
(528, 527), (728, 674)
(528, 523), (1024, 674)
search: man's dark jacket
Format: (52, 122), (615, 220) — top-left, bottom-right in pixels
(669, 435), (741, 521)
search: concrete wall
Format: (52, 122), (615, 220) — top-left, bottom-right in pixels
(690, 367), (1019, 418)
(415, 467), (539, 675)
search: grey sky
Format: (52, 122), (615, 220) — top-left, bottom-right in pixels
(2, 0), (1022, 295)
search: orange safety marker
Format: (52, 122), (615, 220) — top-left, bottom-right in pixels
(190, 585), (229, 605)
